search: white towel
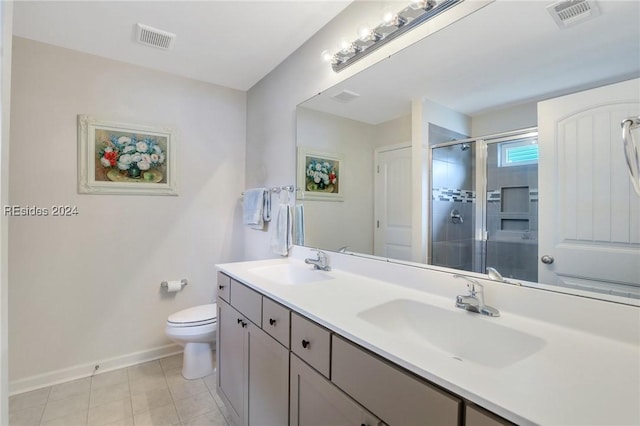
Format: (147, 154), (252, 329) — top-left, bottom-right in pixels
(294, 203), (305, 246)
(271, 204), (292, 256)
(243, 188), (266, 230)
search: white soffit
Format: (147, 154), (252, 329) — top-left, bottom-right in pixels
(12, 1), (352, 91)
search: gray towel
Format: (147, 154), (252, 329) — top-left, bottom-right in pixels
(294, 203), (304, 246)
(243, 188), (266, 229)
(271, 204), (292, 256)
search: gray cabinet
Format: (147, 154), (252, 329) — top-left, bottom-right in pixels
(262, 297), (290, 347)
(217, 271), (231, 302)
(291, 312), (331, 378)
(465, 405), (515, 426)
(290, 353), (383, 426)
(247, 321), (289, 426)
(332, 335), (461, 426)
(217, 278), (289, 426)
(217, 299), (246, 426)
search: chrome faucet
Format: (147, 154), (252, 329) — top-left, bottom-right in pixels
(305, 249), (331, 271)
(454, 274), (499, 317)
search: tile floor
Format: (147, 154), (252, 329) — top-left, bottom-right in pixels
(9, 353), (230, 426)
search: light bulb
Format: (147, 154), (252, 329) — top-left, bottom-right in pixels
(357, 25), (371, 41)
(382, 11), (397, 25)
(409, 0), (426, 10)
(320, 50), (334, 63)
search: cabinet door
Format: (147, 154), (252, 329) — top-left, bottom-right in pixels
(290, 354), (382, 426)
(332, 335), (460, 426)
(247, 323), (289, 426)
(217, 299), (247, 426)
(465, 405), (515, 426)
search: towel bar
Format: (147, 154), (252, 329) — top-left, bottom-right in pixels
(241, 185), (296, 196)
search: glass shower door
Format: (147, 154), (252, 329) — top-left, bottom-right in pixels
(430, 141), (477, 273)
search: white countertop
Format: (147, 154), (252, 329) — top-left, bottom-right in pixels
(217, 253), (640, 426)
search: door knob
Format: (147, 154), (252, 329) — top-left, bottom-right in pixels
(541, 255), (554, 264)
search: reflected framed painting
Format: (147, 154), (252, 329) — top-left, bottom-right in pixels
(77, 115), (177, 195)
(297, 148), (343, 201)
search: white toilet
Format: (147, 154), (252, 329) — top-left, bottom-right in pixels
(165, 303), (217, 379)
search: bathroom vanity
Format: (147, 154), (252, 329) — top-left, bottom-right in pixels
(215, 247), (640, 426)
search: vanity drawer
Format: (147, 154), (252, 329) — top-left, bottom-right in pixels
(262, 297), (290, 348)
(217, 272), (230, 302)
(229, 279), (262, 326)
(332, 335), (461, 426)
(291, 312), (331, 378)
(465, 404), (515, 426)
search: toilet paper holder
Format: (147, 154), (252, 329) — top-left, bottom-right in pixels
(161, 279), (188, 289)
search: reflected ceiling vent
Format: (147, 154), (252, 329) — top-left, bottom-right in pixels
(331, 90), (361, 103)
(136, 23), (176, 50)
(546, 0), (600, 29)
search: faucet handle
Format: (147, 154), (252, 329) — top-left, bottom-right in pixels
(453, 274), (481, 294)
(310, 249), (326, 259)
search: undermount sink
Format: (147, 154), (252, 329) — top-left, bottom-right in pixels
(248, 263), (335, 286)
(358, 299), (545, 368)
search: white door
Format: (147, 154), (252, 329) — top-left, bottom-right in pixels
(374, 144), (412, 261)
(538, 79), (640, 295)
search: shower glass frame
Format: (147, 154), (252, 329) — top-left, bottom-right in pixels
(428, 127), (538, 276)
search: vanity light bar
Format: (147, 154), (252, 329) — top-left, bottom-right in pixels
(327, 0), (463, 72)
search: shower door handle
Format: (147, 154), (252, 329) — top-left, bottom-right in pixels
(541, 255), (554, 265)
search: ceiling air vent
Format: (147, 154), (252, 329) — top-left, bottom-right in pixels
(331, 90), (360, 103)
(135, 23), (176, 50)
(546, 0), (600, 29)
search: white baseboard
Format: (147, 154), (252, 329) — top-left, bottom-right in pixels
(9, 343), (182, 396)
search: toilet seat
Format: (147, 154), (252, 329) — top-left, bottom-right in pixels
(167, 303), (217, 328)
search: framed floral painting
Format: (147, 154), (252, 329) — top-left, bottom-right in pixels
(77, 115), (177, 195)
(297, 148), (343, 201)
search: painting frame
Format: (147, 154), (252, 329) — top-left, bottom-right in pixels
(78, 115), (177, 196)
(297, 148), (344, 202)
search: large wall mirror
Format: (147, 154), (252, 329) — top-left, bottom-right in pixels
(296, 1), (640, 301)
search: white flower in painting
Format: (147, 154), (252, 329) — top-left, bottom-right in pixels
(123, 145), (135, 154)
(100, 157), (111, 167)
(159, 153), (165, 164)
(136, 141), (148, 153)
(131, 153), (142, 163)
(150, 153), (159, 163)
(117, 162), (130, 170)
(315, 163), (322, 171)
(141, 154), (151, 164)
(104, 147), (113, 153)
(118, 154), (132, 165)
(138, 161), (150, 171)
(324, 162), (330, 169)
(153, 145), (162, 154)
(118, 136), (132, 145)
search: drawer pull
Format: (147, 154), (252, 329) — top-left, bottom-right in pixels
(269, 318), (276, 326)
(241, 321), (248, 328)
(301, 339), (310, 349)
(237, 318), (243, 324)
(219, 284), (225, 289)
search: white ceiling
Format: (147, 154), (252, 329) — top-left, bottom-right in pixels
(12, 1), (352, 91)
(302, 0), (640, 124)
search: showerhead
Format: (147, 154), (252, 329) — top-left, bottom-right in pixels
(460, 143), (471, 151)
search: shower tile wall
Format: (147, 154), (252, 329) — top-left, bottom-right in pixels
(485, 143), (538, 282)
(430, 139), (475, 272)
